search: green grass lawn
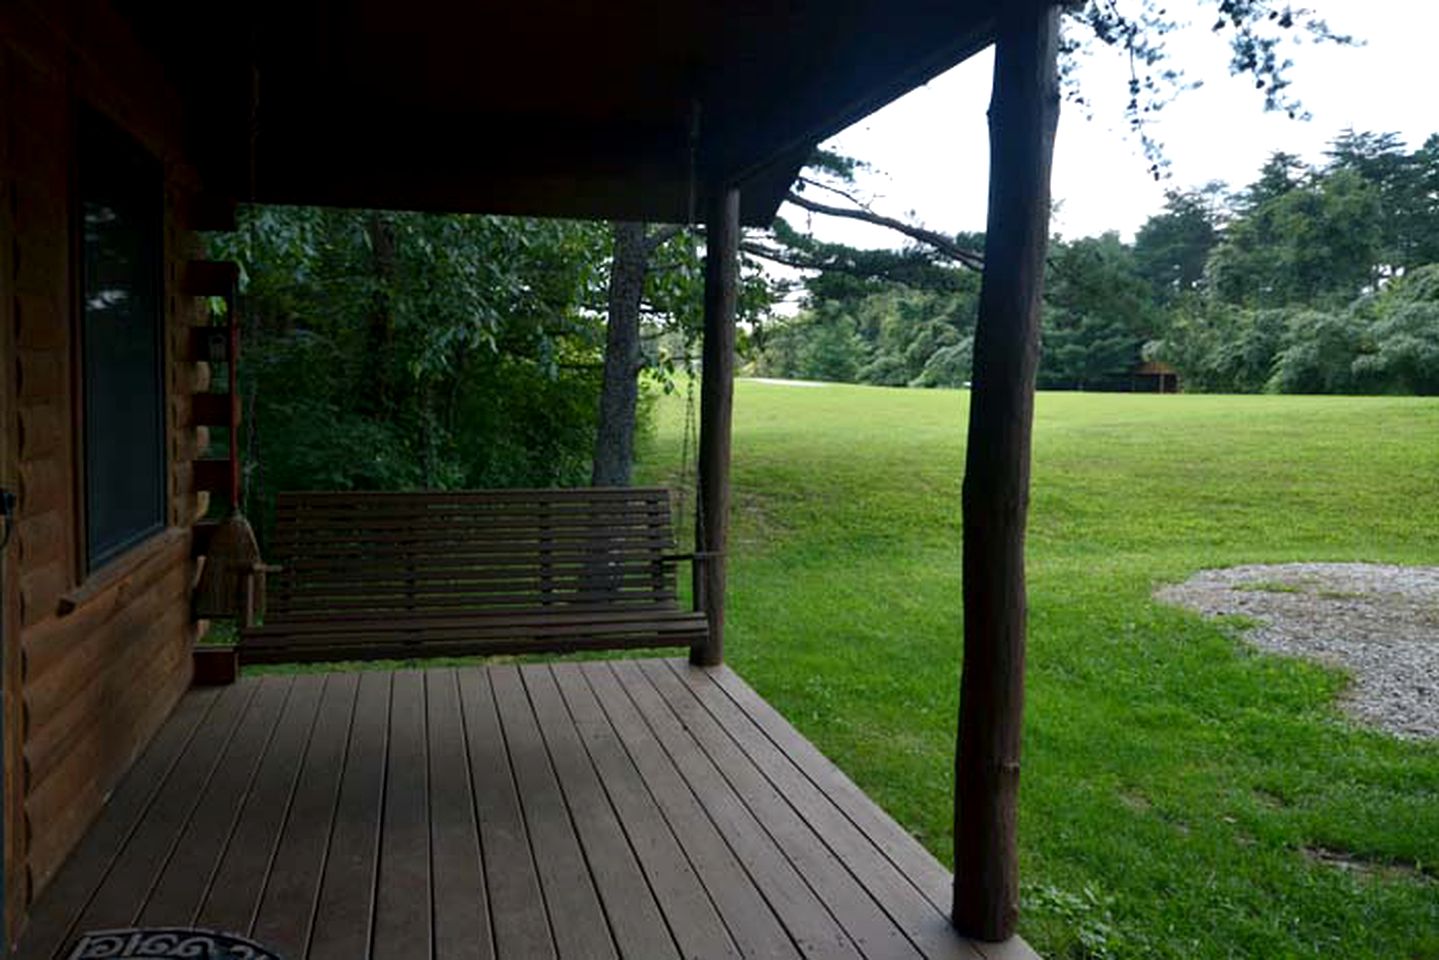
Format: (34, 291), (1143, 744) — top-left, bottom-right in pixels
(638, 383), (1439, 960)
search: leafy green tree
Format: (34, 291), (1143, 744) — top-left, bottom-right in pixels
(1325, 130), (1439, 273)
(1267, 309), (1361, 394)
(1237, 152), (1309, 209)
(1414, 136), (1439, 266)
(1208, 308), (1289, 393)
(1040, 233), (1156, 388)
(1133, 186), (1223, 302)
(216, 206), (613, 537)
(1351, 265), (1439, 394)
(1208, 166), (1383, 308)
(757, 306), (868, 384)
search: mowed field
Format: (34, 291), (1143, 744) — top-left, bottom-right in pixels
(639, 382), (1439, 960)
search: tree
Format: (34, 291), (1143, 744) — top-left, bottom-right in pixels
(1327, 129), (1439, 273)
(1267, 309), (1361, 394)
(1414, 135), (1439, 266)
(1352, 264), (1439, 394)
(1208, 166), (1384, 308)
(1238, 151), (1309, 209)
(1133, 185), (1223, 302)
(1062, 3), (1352, 177)
(742, 3), (1354, 397)
(591, 222), (680, 487)
(215, 206), (613, 535)
(1040, 233), (1156, 388)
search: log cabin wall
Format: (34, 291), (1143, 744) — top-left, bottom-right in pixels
(0, 1), (209, 943)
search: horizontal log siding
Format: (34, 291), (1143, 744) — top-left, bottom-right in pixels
(1, 0), (208, 942)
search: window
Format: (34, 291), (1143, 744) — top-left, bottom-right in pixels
(78, 109), (166, 572)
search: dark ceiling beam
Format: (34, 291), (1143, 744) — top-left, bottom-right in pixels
(121, 0), (998, 226)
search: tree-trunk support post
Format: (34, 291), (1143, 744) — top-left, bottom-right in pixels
(953, 1), (1060, 942)
(692, 187), (740, 667)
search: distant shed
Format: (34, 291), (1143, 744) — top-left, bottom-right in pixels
(1131, 360), (1181, 393)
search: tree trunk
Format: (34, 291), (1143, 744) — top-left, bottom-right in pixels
(591, 222), (649, 486)
(691, 189), (740, 667)
(952, 1), (1060, 943)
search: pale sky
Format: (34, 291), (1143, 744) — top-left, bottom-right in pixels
(789, 0), (1439, 248)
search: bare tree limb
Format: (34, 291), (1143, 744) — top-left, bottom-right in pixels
(796, 175), (880, 214)
(739, 240), (959, 291)
(784, 191), (985, 271)
(739, 240), (868, 275)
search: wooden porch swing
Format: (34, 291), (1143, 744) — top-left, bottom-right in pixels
(236, 487), (710, 664)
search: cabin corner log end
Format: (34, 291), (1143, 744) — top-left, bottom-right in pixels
(953, 0), (1061, 943)
(691, 187), (741, 668)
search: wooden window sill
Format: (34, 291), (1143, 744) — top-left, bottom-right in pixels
(58, 527), (189, 616)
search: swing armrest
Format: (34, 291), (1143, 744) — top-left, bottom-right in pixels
(239, 563), (283, 629)
(660, 551), (724, 564)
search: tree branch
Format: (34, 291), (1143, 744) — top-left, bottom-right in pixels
(797, 176), (880, 215)
(739, 240), (965, 292)
(641, 224), (685, 257)
(785, 191), (985, 270)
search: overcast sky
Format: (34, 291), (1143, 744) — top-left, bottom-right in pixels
(788, 0), (1439, 249)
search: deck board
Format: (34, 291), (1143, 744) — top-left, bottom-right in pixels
(195, 673), (326, 936)
(492, 665), (617, 960)
(307, 670), (391, 960)
(137, 676), (292, 927)
(68, 681), (257, 933)
(192, 673), (325, 932)
(247, 672), (357, 953)
(427, 669), (494, 960)
(637, 661), (922, 960)
(552, 663), (747, 960)
(14, 687), (222, 960)
(14, 659), (1038, 960)
(521, 665), (678, 959)
(459, 666), (555, 960)
(703, 667), (953, 914)
(663, 662), (983, 960)
(373, 670), (432, 959)
(609, 661), (865, 960)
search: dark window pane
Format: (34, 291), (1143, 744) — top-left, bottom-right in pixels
(80, 110), (166, 571)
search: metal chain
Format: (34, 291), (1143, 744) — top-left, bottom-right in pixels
(676, 370), (700, 552)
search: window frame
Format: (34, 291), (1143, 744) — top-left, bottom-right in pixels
(71, 105), (169, 577)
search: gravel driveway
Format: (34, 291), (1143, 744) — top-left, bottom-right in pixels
(1156, 563), (1439, 740)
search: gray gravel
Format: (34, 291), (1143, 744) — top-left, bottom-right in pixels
(1156, 563), (1439, 740)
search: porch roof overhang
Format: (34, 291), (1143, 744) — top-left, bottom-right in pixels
(117, 0), (998, 225)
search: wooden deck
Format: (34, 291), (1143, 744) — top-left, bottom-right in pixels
(15, 659), (1037, 960)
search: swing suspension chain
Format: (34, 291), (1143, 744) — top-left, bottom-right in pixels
(678, 99), (706, 556)
(676, 369), (700, 552)
(242, 56), (261, 516)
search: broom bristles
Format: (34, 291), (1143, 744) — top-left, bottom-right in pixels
(193, 513), (262, 619)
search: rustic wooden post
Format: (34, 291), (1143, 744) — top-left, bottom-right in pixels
(691, 187), (740, 667)
(953, 0), (1060, 942)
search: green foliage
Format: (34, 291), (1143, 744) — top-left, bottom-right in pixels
(1151, 266), (1439, 396)
(1268, 310), (1362, 395)
(1209, 166), (1384, 308)
(762, 128), (1439, 398)
(1351, 265), (1439, 394)
(638, 383), (1439, 960)
(1132, 187), (1223, 302)
(213, 205), (616, 538)
(1040, 233), (1156, 389)
(755, 281), (980, 388)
